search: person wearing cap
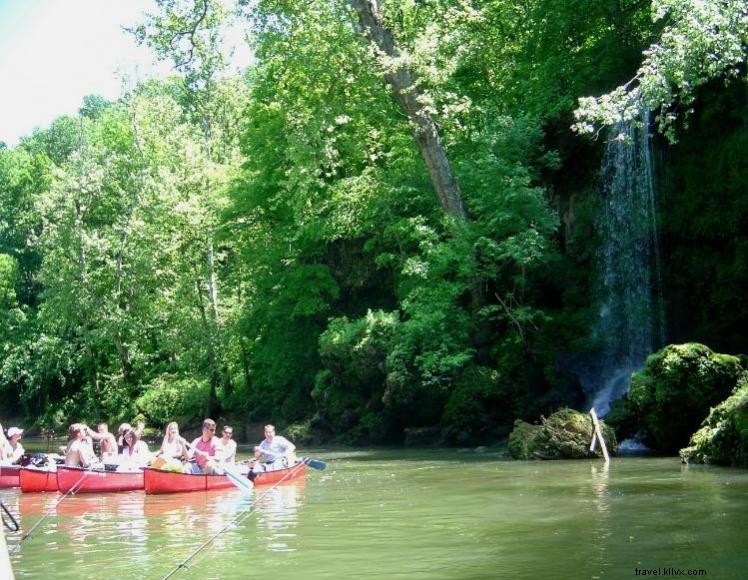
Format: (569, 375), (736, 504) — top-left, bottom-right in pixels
(7, 427), (24, 464)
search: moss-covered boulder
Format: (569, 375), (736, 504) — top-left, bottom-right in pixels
(626, 343), (744, 451)
(680, 373), (748, 467)
(508, 420), (541, 459)
(508, 408), (617, 460)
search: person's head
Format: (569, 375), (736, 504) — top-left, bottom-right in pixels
(100, 433), (115, 453)
(221, 425), (233, 441)
(264, 424), (275, 442)
(118, 423), (132, 437)
(123, 429), (139, 448)
(165, 421), (180, 439)
(97, 423), (109, 434)
(202, 418), (216, 441)
(68, 423), (86, 441)
(8, 427), (23, 443)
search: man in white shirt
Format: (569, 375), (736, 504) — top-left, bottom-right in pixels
(253, 424), (296, 474)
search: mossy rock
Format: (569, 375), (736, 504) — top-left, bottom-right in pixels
(508, 408), (617, 460)
(628, 343), (744, 451)
(507, 420), (541, 459)
(680, 372), (748, 467)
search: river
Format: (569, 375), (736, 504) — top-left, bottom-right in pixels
(2, 448), (747, 579)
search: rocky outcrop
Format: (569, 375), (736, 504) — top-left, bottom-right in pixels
(617, 343), (744, 451)
(680, 373), (748, 467)
(508, 408), (617, 460)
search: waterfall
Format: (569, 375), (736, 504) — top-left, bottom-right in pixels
(588, 114), (665, 415)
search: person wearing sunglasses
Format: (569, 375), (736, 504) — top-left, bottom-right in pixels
(217, 426), (237, 464)
(186, 418), (221, 475)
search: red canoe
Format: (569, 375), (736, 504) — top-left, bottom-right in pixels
(19, 467), (59, 492)
(144, 463), (307, 494)
(57, 466), (144, 493)
(0, 465), (21, 488)
(253, 463), (307, 486)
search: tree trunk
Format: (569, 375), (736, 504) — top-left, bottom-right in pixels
(350, 0), (468, 221)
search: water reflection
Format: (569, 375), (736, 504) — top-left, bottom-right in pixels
(253, 481), (305, 552)
(4, 455), (748, 580)
(4, 480), (306, 576)
(589, 462), (612, 578)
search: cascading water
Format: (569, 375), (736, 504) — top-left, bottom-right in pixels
(587, 113), (665, 416)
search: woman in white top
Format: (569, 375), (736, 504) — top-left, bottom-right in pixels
(156, 422), (189, 466)
(118, 429), (150, 470)
(217, 425), (237, 463)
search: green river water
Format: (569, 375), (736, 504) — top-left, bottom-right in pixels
(2, 448), (747, 579)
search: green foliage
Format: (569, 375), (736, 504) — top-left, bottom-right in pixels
(626, 343), (745, 451)
(313, 310), (399, 440)
(2, 0), (746, 454)
(575, 0), (748, 140)
(680, 372), (748, 467)
(135, 374), (208, 427)
(442, 365), (511, 444)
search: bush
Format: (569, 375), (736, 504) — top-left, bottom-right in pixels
(627, 343), (744, 451)
(680, 372), (748, 467)
(442, 365), (512, 445)
(135, 374), (208, 428)
(313, 310), (398, 442)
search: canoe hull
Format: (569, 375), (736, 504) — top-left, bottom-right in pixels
(253, 463), (307, 486)
(0, 466), (20, 488)
(19, 467), (59, 492)
(144, 468), (236, 494)
(144, 463), (307, 494)
(57, 466), (144, 493)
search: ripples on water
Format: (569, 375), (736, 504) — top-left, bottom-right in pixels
(2, 451), (747, 579)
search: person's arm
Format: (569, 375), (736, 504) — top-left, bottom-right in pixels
(227, 441), (237, 463)
(179, 438), (190, 459)
(87, 429), (105, 442)
(74, 442), (94, 469)
(188, 438), (206, 460)
(210, 436), (223, 461)
(0, 425), (8, 461)
(11, 444), (24, 464)
(282, 436), (296, 455)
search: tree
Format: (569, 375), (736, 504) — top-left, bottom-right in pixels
(574, 0), (748, 140)
(349, 0), (468, 220)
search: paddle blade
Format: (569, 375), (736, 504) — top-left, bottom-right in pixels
(223, 464), (253, 494)
(303, 457), (327, 471)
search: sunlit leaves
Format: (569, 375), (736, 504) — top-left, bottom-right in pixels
(575, 0), (748, 140)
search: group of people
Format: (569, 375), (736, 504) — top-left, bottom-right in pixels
(0, 423), (25, 465)
(61, 418), (297, 476)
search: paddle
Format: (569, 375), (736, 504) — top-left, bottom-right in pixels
(178, 439), (254, 494)
(302, 457), (327, 471)
(255, 447), (326, 471)
(222, 463), (253, 494)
